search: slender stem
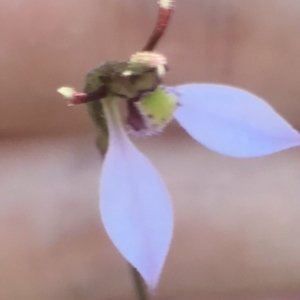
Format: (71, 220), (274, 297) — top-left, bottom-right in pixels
(130, 265), (150, 300)
(142, 1), (174, 51)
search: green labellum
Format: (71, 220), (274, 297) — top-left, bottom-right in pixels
(134, 88), (178, 136)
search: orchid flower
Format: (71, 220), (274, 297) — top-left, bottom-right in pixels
(57, 0), (300, 291)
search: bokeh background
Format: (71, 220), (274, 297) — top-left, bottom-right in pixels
(1, 0), (300, 299)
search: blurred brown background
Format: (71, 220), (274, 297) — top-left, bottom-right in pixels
(1, 0), (300, 299)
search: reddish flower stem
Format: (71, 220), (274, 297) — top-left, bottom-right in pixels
(142, 5), (174, 51)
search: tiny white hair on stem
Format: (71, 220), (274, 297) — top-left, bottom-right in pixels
(158, 0), (174, 9)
